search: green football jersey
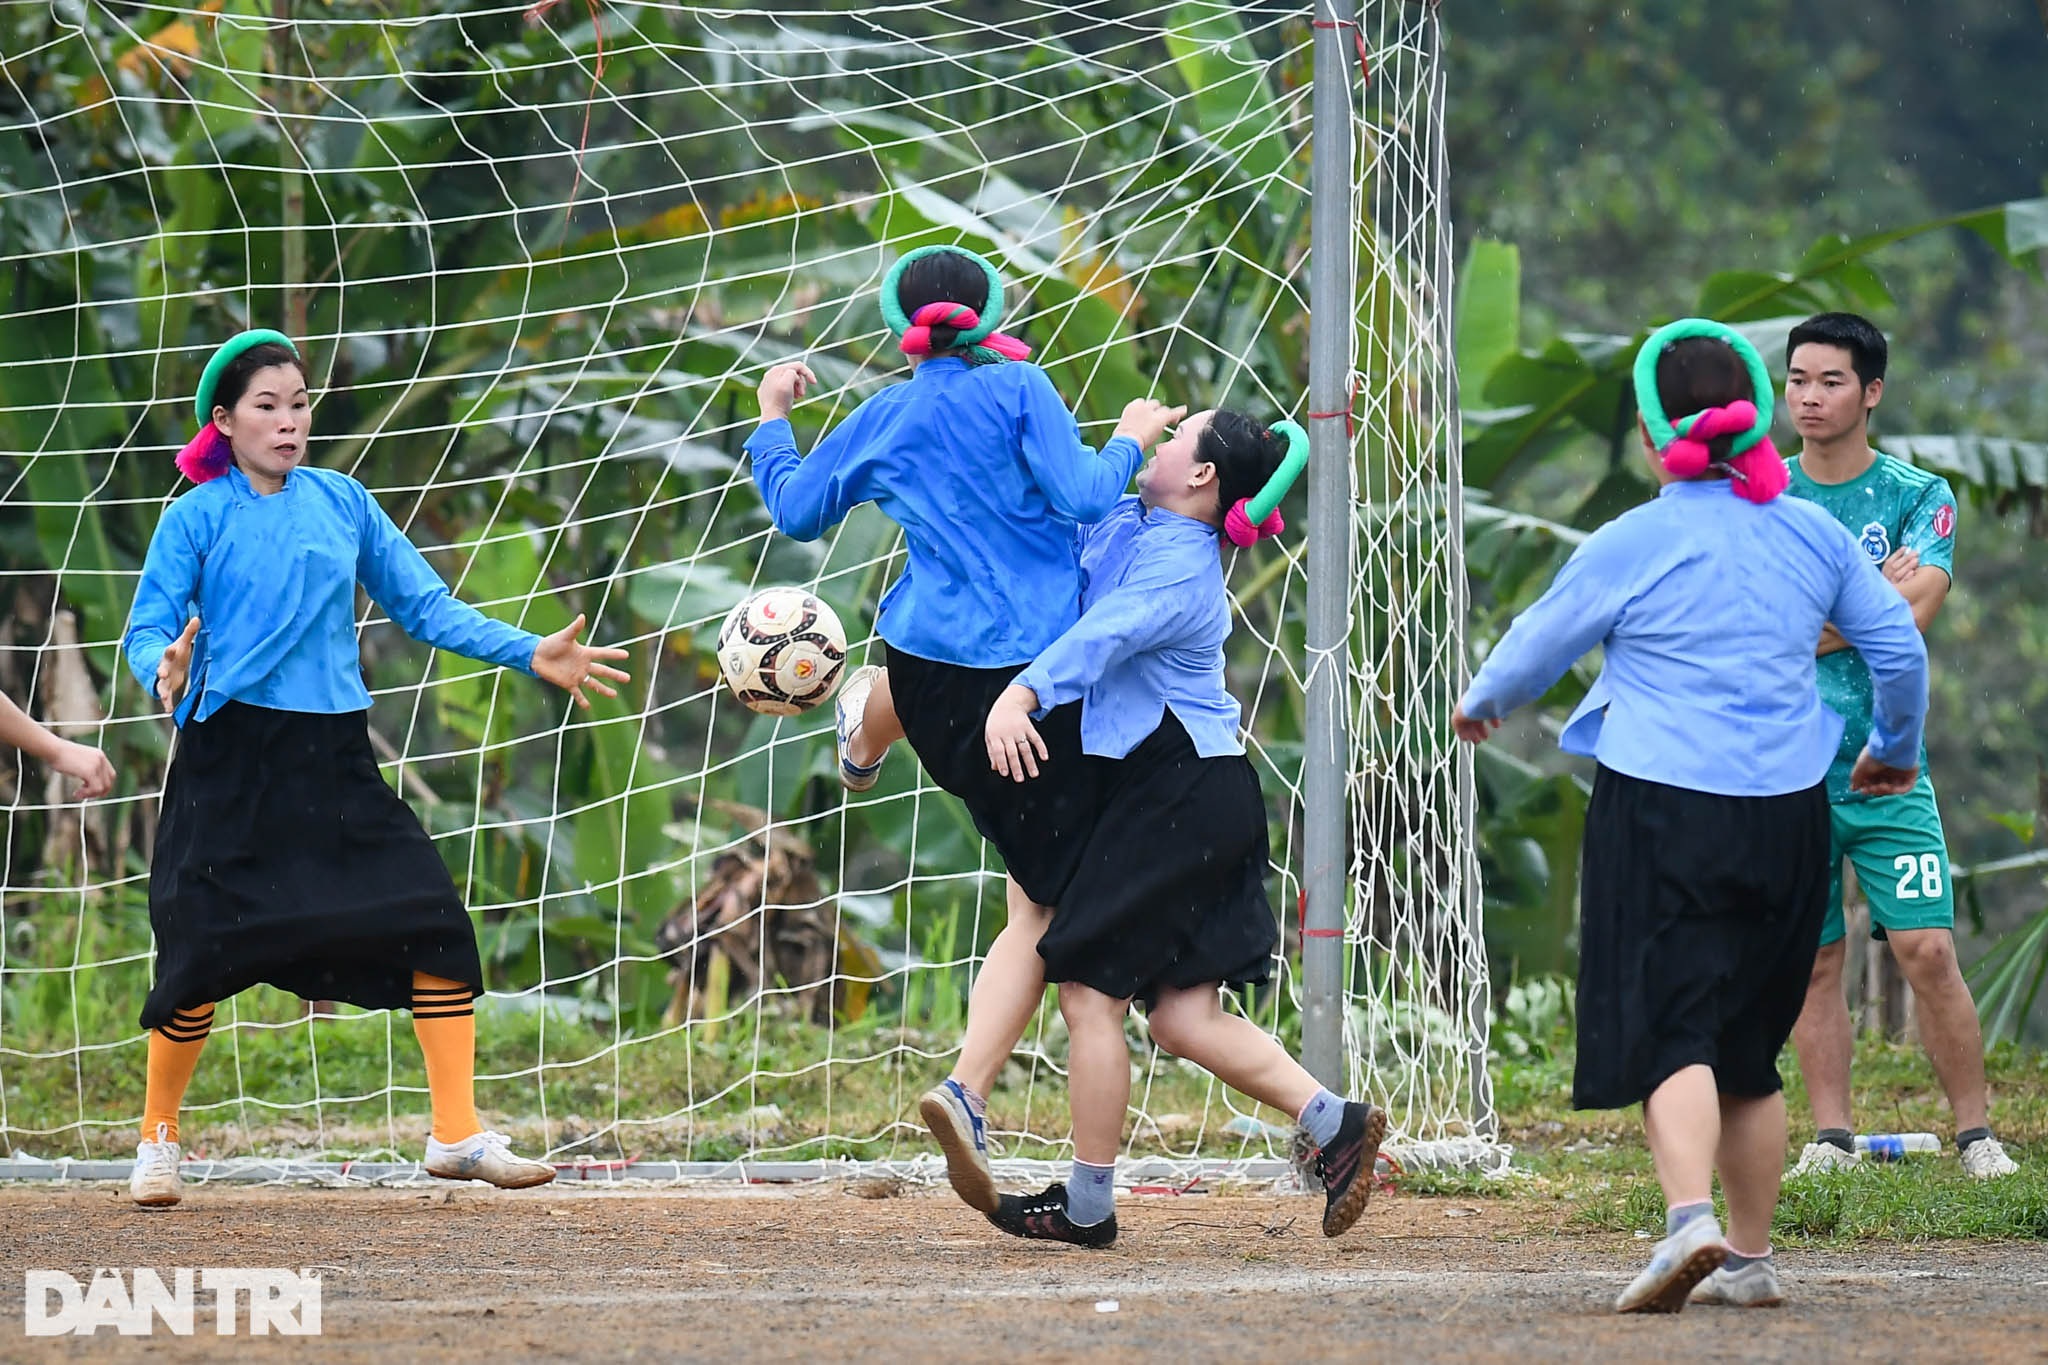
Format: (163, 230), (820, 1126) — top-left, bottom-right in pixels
(1784, 451), (1957, 803)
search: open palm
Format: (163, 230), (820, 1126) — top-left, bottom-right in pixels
(531, 614), (631, 710)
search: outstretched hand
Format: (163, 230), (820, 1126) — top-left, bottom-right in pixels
(46, 739), (115, 800)
(531, 614), (631, 710)
(757, 362), (817, 423)
(1450, 704), (1500, 744)
(155, 617), (201, 714)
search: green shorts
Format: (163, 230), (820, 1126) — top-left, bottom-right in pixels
(1820, 775), (1954, 947)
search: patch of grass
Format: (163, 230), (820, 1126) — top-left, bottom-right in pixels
(1472, 1035), (2048, 1244)
(1559, 1162), (2048, 1244)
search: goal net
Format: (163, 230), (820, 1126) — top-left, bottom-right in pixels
(0, 0), (1495, 1182)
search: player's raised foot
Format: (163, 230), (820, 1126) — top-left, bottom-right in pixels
(919, 1078), (998, 1213)
(130, 1123), (183, 1208)
(1787, 1140), (1861, 1177)
(1615, 1214), (1726, 1314)
(986, 1182), (1118, 1249)
(424, 1131), (556, 1189)
(836, 665), (886, 793)
(1313, 1100), (1388, 1237)
(1689, 1259), (1786, 1308)
(1960, 1135), (2018, 1180)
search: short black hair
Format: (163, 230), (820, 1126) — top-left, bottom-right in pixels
(1197, 409), (1291, 527)
(895, 250), (991, 355)
(212, 341), (306, 417)
(1786, 312), (1887, 388)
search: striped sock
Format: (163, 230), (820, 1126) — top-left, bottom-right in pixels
(411, 973), (480, 1144)
(143, 1005), (215, 1144)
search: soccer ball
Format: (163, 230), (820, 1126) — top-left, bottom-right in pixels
(715, 587), (848, 716)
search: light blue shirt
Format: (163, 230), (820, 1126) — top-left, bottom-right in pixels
(1459, 480), (1928, 797)
(745, 358), (1140, 668)
(124, 465), (540, 726)
(1013, 497), (1243, 759)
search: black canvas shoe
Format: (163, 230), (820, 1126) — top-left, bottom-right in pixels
(986, 1181), (1119, 1249)
(1314, 1101), (1388, 1237)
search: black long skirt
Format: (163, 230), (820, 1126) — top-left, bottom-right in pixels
(885, 642), (1101, 908)
(1572, 765), (1829, 1111)
(140, 702), (483, 1030)
(1037, 713), (1277, 1005)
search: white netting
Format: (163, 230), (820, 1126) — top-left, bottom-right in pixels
(0, 0), (1493, 1178)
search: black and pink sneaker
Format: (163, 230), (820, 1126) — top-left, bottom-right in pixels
(1314, 1101), (1388, 1237)
(986, 1182), (1119, 1249)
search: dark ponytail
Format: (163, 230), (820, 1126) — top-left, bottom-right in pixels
(1196, 409), (1290, 528)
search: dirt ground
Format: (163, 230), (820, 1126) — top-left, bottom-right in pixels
(2, 1181), (2044, 1363)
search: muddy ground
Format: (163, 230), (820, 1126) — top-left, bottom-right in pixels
(2, 1182), (2044, 1362)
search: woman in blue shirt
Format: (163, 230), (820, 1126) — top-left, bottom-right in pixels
(745, 246), (1179, 1213)
(122, 330), (629, 1207)
(1453, 320), (1929, 1313)
(963, 410), (1386, 1248)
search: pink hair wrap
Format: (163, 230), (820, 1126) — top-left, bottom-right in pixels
(1661, 401), (1789, 504)
(1223, 499), (1284, 547)
(898, 302), (1031, 361)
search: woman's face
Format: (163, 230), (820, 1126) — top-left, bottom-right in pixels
(1137, 408), (1214, 504)
(215, 364), (310, 485)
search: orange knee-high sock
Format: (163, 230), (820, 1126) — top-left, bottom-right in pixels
(142, 1005), (215, 1144)
(411, 973), (480, 1144)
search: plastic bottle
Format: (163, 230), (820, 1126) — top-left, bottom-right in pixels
(1853, 1132), (1941, 1161)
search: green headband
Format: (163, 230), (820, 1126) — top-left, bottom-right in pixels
(196, 329), (298, 423)
(1248, 419), (1309, 524)
(1631, 318), (1773, 455)
(879, 244), (1006, 348)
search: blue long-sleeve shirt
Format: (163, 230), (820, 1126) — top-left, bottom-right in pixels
(124, 465), (541, 726)
(1459, 479), (1928, 797)
(1013, 497), (1243, 758)
(744, 358), (1141, 667)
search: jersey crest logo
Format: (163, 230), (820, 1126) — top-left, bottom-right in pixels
(1932, 503), (1955, 538)
(1859, 521), (1892, 562)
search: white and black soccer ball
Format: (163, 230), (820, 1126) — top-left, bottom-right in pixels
(715, 587), (847, 716)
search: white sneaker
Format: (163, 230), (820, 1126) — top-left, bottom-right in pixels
(130, 1123), (184, 1208)
(1960, 1135), (2018, 1180)
(835, 665), (887, 793)
(1690, 1258), (1786, 1307)
(918, 1079), (998, 1214)
(1788, 1141), (1862, 1177)
(1615, 1214), (1726, 1314)
(423, 1131), (556, 1189)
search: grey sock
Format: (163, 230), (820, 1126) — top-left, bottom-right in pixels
(1816, 1128), (1854, 1154)
(1066, 1160), (1116, 1227)
(1956, 1126), (1992, 1153)
(1298, 1089), (1346, 1149)
(1665, 1201), (1713, 1238)
(1723, 1247), (1773, 1272)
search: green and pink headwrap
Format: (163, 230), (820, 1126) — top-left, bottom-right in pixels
(174, 329), (299, 484)
(880, 245), (1031, 365)
(1632, 318), (1787, 504)
(1222, 418), (1309, 546)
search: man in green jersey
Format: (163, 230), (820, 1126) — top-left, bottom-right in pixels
(1782, 313), (2016, 1180)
